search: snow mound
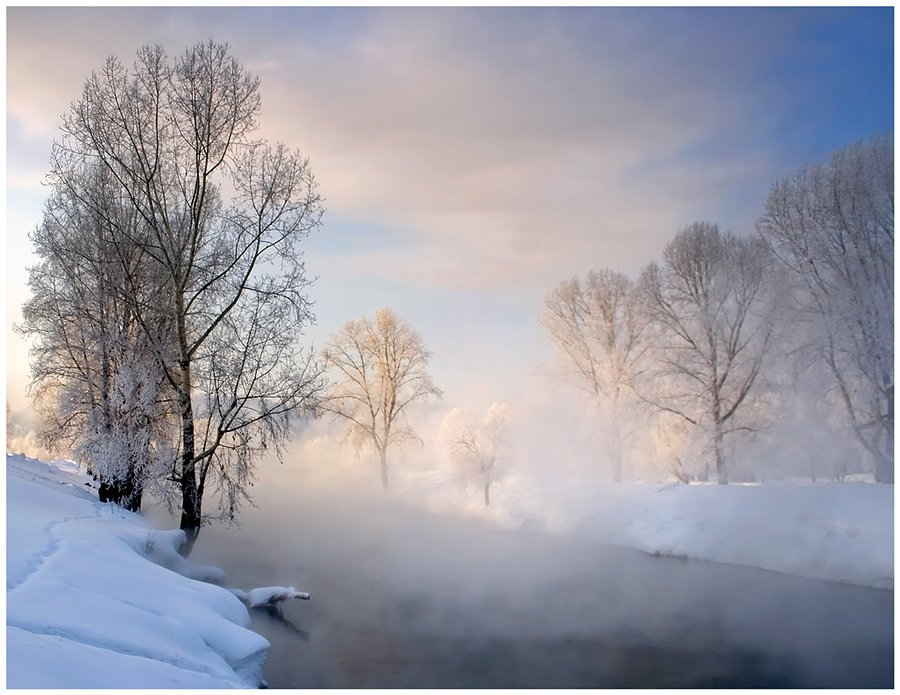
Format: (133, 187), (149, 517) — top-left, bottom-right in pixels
(6, 454), (270, 688)
(487, 476), (893, 589)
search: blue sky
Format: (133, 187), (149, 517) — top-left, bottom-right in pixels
(6, 5), (894, 422)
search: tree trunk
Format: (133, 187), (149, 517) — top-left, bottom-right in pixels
(875, 387), (894, 483)
(175, 292), (202, 540)
(178, 367), (201, 536)
(873, 454), (893, 484)
(124, 489), (142, 513)
(697, 462), (709, 482)
(714, 421), (728, 485)
(180, 461), (200, 527)
(379, 447), (389, 490)
(610, 413), (623, 483)
(122, 460), (142, 513)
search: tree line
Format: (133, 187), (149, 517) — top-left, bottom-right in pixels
(542, 134), (893, 484)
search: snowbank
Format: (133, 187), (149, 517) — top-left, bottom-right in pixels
(398, 469), (893, 590)
(6, 453), (269, 688)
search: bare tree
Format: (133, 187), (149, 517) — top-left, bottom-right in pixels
(450, 403), (510, 507)
(638, 222), (776, 484)
(323, 308), (441, 489)
(41, 41), (325, 536)
(757, 134), (893, 483)
(541, 270), (647, 481)
(22, 162), (175, 512)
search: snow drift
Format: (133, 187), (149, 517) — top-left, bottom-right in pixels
(6, 454), (270, 688)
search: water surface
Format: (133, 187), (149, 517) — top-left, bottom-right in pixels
(184, 479), (893, 688)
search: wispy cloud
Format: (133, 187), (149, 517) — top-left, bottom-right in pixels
(7, 6), (824, 294)
(227, 8), (828, 288)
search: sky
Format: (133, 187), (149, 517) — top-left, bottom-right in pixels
(5, 5), (894, 432)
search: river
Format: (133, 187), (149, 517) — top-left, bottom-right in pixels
(177, 471), (893, 689)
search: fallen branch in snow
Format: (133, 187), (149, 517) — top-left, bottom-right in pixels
(230, 586), (311, 608)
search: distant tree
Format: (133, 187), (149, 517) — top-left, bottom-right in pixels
(450, 403), (511, 507)
(323, 308), (441, 489)
(757, 134), (893, 483)
(639, 222), (776, 484)
(541, 270), (647, 481)
(31, 41), (325, 538)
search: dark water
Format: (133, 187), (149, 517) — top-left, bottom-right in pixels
(184, 482), (893, 689)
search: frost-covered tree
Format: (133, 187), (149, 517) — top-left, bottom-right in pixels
(639, 222), (777, 484)
(323, 308), (441, 489)
(541, 270), (647, 481)
(37, 41), (325, 535)
(757, 134), (893, 483)
(450, 403), (510, 507)
(22, 163), (175, 511)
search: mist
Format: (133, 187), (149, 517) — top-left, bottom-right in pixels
(157, 394), (892, 688)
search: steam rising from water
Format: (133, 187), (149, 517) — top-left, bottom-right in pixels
(179, 446), (892, 689)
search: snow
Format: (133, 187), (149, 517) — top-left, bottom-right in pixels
(231, 586), (311, 608)
(396, 469), (893, 590)
(6, 453), (270, 689)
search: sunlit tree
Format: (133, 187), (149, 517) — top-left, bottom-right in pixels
(541, 270), (647, 481)
(323, 308), (441, 489)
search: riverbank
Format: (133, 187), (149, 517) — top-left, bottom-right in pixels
(395, 468), (894, 589)
(6, 452), (893, 687)
(6, 453), (268, 688)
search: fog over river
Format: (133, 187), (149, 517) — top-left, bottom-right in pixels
(168, 464), (893, 689)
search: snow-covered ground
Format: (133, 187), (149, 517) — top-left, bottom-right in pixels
(6, 453), (270, 688)
(396, 469), (894, 590)
(6, 451), (892, 687)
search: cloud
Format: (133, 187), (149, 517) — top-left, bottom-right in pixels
(241, 8), (804, 289)
(7, 6), (809, 297)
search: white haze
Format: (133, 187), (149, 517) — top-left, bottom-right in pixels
(171, 409), (890, 688)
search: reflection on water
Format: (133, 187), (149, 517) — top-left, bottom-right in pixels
(185, 480), (893, 689)
(253, 604), (310, 642)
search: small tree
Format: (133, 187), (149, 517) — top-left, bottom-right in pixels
(638, 222), (776, 484)
(450, 403), (510, 507)
(757, 134), (893, 483)
(323, 308), (441, 489)
(541, 270), (647, 481)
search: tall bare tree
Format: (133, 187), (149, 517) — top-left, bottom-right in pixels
(323, 308), (441, 489)
(41, 41), (325, 536)
(639, 222), (776, 484)
(757, 134), (893, 483)
(541, 270), (647, 481)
